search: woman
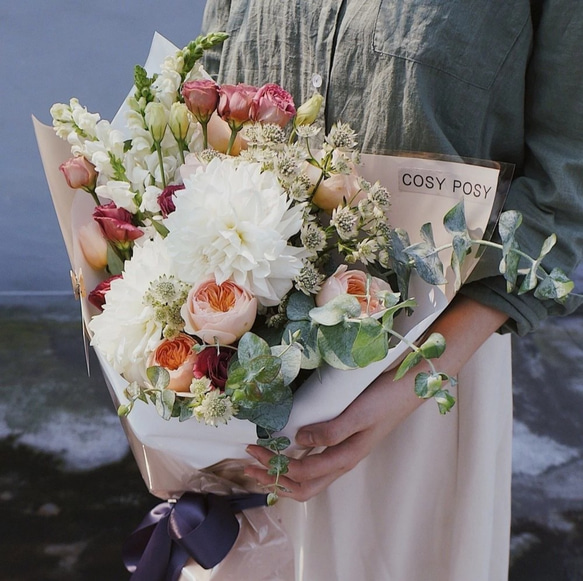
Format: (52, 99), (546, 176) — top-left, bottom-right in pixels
(201, 2), (583, 579)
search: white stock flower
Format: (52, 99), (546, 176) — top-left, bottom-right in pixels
(140, 185), (164, 214)
(89, 237), (177, 383)
(95, 180), (138, 212)
(164, 158), (304, 306)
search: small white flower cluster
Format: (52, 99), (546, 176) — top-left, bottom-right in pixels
(143, 275), (191, 339)
(187, 377), (237, 427)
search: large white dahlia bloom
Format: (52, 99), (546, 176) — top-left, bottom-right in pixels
(88, 237), (175, 383)
(164, 157), (304, 306)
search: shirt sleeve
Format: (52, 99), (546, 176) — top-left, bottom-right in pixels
(460, 1), (583, 335)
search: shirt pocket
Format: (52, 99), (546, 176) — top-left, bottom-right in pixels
(373, 0), (529, 89)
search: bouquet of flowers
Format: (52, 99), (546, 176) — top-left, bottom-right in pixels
(35, 32), (573, 579)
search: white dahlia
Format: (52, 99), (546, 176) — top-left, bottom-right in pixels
(88, 237), (178, 383)
(164, 157), (304, 306)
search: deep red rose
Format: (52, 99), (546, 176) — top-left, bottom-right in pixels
(157, 184), (185, 218)
(193, 347), (234, 390)
(88, 274), (122, 310)
(93, 202), (143, 244)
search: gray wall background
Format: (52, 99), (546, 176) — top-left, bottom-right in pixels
(1, 1), (206, 294)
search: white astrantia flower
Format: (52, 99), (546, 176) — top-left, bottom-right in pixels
(88, 237), (178, 384)
(194, 389), (237, 427)
(164, 157), (305, 306)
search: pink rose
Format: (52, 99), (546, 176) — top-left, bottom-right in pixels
(181, 279), (258, 345)
(181, 79), (220, 122)
(59, 156), (97, 191)
(93, 202), (143, 245)
(78, 220), (108, 270)
(193, 346), (234, 390)
(88, 275), (122, 311)
(312, 173), (366, 211)
(250, 83), (296, 128)
(217, 83), (258, 127)
(316, 265), (393, 316)
(157, 184), (184, 218)
(147, 334), (198, 392)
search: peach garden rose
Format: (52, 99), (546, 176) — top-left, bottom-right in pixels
(181, 278), (258, 345)
(316, 265), (393, 316)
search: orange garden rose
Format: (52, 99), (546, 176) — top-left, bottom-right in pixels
(147, 333), (198, 392)
(181, 279), (258, 345)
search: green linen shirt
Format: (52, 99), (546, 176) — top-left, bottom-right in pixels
(202, 0), (583, 334)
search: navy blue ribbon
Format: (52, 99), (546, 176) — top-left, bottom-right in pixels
(123, 492), (268, 581)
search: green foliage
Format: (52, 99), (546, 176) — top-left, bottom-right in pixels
(405, 223), (447, 285)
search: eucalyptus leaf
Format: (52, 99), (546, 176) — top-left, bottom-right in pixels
(287, 291), (315, 321)
(394, 350), (423, 381)
(268, 454), (290, 476)
(434, 389), (457, 414)
(419, 333), (446, 359)
(498, 211), (522, 291)
(147, 366), (170, 390)
(414, 372), (444, 398)
(534, 268), (575, 302)
(443, 201), (468, 235)
(388, 228), (413, 300)
(284, 320), (321, 369)
(235, 383), (293, 432)
(317, 322), (359, 370)
(155, 389), (175, 420)
(309, 294), (362, 326)
(352, 317), (388, 367)
(451, 233), (473, 289)
(405, 223), (447, 285)
(237, 332), (270, 364)
(257, 436), (291, 452)
(381, 298), (418, 330)
(245, 355), (282, 385)
(179, 404), (194, 422)
(271, 343), (303, 386)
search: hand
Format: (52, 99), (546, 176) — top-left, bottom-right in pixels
(244, 369), (422, 501)
(244, 295), (508, 502)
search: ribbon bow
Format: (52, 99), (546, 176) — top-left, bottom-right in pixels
(123, 491), (268, 581)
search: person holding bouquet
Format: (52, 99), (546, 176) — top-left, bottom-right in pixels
(200, 1), (583, 579)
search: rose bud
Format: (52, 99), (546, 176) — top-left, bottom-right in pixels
(312, 173), (366, 211)
(144, 102), (168, 142)
(193, 346), (233, 390)
(59, 156), (97, 191)
(157, 184), (185, 218)
(88, 274), (122, 311)
(316, 265), (393, 316)
(295, 92), (324, 126)
(147, 334), (198, 392)
(93, 202), (144, 245)
(206, 113), (245, 155)
(250, 83), (296, 128)
(181, 79), (220, 123)
(78, 219), (108, 270)
(217, 83), (258, 128)
(181, 278), (258, 345)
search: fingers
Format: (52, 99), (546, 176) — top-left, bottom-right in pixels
(245, 432), (372, 501)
